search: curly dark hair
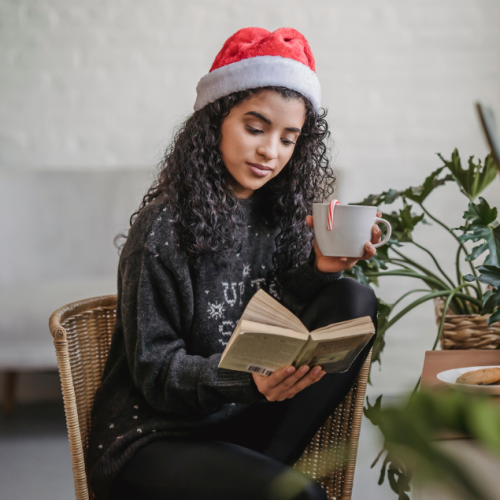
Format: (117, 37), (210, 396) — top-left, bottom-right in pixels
(118, 86), (336, 295)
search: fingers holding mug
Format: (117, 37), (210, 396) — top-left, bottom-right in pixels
(372, 223), (382, 245)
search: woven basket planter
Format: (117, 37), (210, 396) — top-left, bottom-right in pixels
(434, 298), (500, 350)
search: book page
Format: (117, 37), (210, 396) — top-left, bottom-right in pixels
(239, 320), (308, 340)
(218, 331), (305, 375)
(292, 337), (314, 368)
(295, 333), (373, 374)
(243, 289), (309, 334)
(310, 316), (375, 341)
(220, 317), (244, 362)
(218, 289), (374, 376)
(219, 288), (308, 369)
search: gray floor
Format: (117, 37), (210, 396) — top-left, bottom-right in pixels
(0, 402), (74, 500)
(0, 398), (399, 500)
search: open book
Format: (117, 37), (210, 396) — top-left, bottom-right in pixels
(218, 289), (376, 376)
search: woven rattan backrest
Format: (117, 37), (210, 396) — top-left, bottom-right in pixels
(293, 349), (372, 500)
(50, 295), (371, 500)
(49, 295), (117, 500)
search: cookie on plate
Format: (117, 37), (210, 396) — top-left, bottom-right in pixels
(456, 367), (500, 386)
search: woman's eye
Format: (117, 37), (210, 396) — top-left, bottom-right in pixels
(281, 138), (296, 146)
(246, 125), (263, 134)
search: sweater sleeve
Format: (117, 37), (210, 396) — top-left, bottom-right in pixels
(119, 249), (266, 416)
(279, 245), (343, 303)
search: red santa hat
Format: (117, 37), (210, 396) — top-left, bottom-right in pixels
(194, 27), (321, 114)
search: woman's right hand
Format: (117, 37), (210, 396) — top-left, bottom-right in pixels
(252, 365), (326, 402)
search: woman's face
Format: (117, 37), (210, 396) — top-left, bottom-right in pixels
(219, 90), (307, 199)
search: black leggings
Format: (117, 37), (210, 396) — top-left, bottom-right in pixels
(109, 278), (378, 500)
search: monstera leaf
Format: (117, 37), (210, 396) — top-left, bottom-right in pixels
(402, 166), (453, 204)
(438, 149), (497, 201)
(345, 258), (382, 287)
(354, 188), (401, 207)
(383, 206), (425, 243)
(371, 298), (393, 367)
(345, 261), (374, 287)
(464, 265), (500, 325)
(458, 197), (500, 266)
(483, 290), (500, 325)
(365, 396), (412, 500)
(345, 240), (392, 287)
(464, 264), (500, 288)
(364, 395), (383, 426)
(371, 242), (391, 270)
(354, 165), (452, 209)
(379, 391), (500, 500)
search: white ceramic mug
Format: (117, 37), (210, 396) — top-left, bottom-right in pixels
(312, 203), (392, 258)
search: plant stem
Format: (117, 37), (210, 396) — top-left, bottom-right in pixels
(448, 291), (481, 306)
(365, 270), (446, 291)
(384, 290), (455, 331)
(370, 447), (386, 468)
(465, 246), (480, 279)
(454, 244), (464, 289)
(372, 287), (483, 333)
(366, 270), (482, 306)
(432, 284), (470, 350)
(389, 248), (457, 293)
(454, 244), (474, 313)
(453, 245), (473, 314)
(387, 259), (414, 272)
(389, 248), (466, 313)
(420, 202), (479, 282)
(371, 260), (467, 314)
(390, 259), (442, 290)
(420, 203), (460, 242)
(409, 376), (421, 401)
(410, 240), (456, 288)
(408, 284), (479, 406)
(392, 289), (431, 309)
(455, 245), (482, 301)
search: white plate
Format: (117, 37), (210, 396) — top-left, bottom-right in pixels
(437, 366), (500, 394)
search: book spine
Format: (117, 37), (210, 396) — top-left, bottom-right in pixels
(292, 337), (315, 368)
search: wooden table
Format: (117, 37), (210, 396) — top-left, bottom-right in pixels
(413, 350), (500, 500)
(421, 349), (500, 395)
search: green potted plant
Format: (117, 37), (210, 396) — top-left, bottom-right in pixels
(369, 388), (500, 500)
(345, 149), (500, 371)
(345, 148), (500, 498)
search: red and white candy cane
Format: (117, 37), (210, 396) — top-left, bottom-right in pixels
(327, 199), (340, 231)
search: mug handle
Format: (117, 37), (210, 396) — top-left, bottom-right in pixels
(373, 218), (392, 248)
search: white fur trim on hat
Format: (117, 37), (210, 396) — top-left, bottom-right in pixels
(194, 55), (321, 114)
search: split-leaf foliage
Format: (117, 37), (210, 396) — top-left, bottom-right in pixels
(345, 149), (499, 498)
(366, 389), (500, 500)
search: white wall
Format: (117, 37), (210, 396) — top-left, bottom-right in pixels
(2, 0), (499, 171)
(2, 0), (500, 397)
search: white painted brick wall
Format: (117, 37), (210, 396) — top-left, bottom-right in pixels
(2, 0), (500, 396)
(2, 0), (499, 171)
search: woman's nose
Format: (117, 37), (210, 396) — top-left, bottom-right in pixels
(257, 137), (278, 161)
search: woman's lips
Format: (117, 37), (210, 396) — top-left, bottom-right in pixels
(247, 163), (272, 178)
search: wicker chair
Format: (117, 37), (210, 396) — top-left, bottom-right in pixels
(49, 295), (372, 500)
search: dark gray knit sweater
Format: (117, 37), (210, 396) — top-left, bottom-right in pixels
(87, 191), (342, 499)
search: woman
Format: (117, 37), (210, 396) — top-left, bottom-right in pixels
(87, 27), (380, 500)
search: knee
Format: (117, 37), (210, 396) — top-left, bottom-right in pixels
(322, 277), (378, 321)
(339, 277), (377, 311)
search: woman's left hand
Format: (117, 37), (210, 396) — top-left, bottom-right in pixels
(305, 212), (383, 274)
